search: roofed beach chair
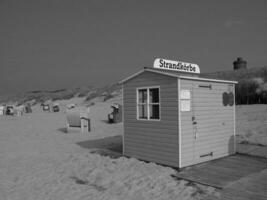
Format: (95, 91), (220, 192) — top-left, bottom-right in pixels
(52, 103), (60, 112)
(42, 104), (50, 111)
(5, 105), (14, 116)
(25, 104), (32, 113)
(108, 103), (122, 123)
(66, 108), (90, 133)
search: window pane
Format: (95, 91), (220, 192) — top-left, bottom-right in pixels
(222, 92), (229, 106)
(228, 92), (234, 106)
(138, 89), (147, 103)
(149, 104), (159, 119)
(138, 105), (147, 119)
(149, 88), (159, 103)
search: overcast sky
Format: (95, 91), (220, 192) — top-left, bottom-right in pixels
(1, 0), (267, 94)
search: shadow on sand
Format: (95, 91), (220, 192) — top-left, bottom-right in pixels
(100, 119), (110, 124)
(57, 127), (68, 133)
(76, 135), (123, 158)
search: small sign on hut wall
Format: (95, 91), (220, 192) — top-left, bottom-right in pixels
(180, 90), (191, 111)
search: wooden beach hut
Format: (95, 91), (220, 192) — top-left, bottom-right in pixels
(119, 58), (237, 168)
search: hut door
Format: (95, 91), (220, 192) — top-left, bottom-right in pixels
(191, 84), (213, 164)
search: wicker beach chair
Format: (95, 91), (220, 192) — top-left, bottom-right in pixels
(66, 108), (90, 133)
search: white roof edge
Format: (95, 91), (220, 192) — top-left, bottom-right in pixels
(119, 68), (178, 84)
(119, 68), (238, 84)
(179, 76), (238, 84)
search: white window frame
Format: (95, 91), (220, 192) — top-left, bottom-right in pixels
(136, 86), (160, 121)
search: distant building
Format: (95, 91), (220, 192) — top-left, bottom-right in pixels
(233, 57), (247, 70)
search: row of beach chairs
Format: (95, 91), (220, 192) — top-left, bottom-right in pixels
(41, 103), (60, 112)
(0, 104), (32, 116)
(65, 103), (122, 133)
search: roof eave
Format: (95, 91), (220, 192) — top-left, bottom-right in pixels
(118, 69), (145, 84)
(119, 68), (238, 84)
(118, 68), (179, 84)
(179, 75), (238, 84)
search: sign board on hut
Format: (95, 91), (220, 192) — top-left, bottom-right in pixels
(153, 58), (200, 74)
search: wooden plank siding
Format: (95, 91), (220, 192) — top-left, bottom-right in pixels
(180, 79), (235, 168)
(123, 71), (180, 167)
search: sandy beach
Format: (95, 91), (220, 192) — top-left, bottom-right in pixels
(0, 99), (219, 200)
(1, 95), (267, 200)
